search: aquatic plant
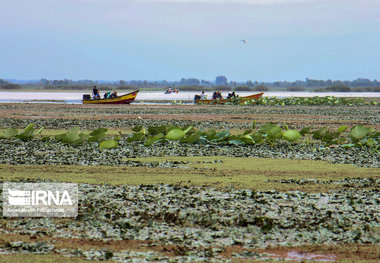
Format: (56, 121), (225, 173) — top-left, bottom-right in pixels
(224, 96), (378, 106)
(1, 123), (378, 149)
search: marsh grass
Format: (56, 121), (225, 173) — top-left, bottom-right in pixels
(1, 157), (378, 192)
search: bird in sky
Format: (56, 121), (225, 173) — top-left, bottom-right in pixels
(240, 40), (247, 44)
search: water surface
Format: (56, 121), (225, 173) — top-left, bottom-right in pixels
(0, 91), (378, 104)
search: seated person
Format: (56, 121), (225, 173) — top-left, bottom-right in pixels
(110, 91), (117, 98)
(104, 91), (111, 99)
(200, 91), (207, 100)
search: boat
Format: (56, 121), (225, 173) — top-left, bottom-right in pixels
(164, 88), (179, 94)
(82, 90), (139, 104)
(195, 92), (264, 104)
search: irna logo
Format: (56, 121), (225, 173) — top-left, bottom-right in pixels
(8, 189), (73, 206)
(3, 182), (78, 217)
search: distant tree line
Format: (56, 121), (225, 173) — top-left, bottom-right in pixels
(0, 79), (21, 89)
(1, 77), (380, 92)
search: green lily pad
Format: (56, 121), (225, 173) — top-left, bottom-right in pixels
(166, 129), (186, 140)
(283, 130), (301, 142)
(1, 128), (18, 139)
(349, 126), (370, 142)
(99, 139), (118, 149)
(89, 128), (108, 136)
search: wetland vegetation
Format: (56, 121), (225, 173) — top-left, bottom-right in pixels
(0, 102), (379, 262)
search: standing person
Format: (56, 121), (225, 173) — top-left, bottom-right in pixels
(92, 86), (100, 99)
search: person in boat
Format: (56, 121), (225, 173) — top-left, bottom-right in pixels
(104, 91), (112, 99)
(200, 91), (207, 100)
(212, 91), (217, 100)
(110, 91), (117, 98)
(227, 91), (237, 99)
(92, 86), (100, 99)
(216, 91), (223, 100)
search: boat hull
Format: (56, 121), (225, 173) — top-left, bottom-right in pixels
(82, 91), (139, 104)
(196, 92), (264, 104)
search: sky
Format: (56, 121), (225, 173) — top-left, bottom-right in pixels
(1, 0), (380, 82)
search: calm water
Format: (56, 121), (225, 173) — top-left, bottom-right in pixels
(0, 91), (378, 104)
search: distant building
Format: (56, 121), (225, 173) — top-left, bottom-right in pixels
(215, 76), (227, 86)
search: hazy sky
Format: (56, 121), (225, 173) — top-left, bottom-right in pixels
(1, 0), (380, 81)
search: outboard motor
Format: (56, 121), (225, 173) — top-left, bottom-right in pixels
(194, 95), (201, 103)
(83, 94), (91, 100)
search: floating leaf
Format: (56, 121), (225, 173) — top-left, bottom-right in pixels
(204, 129), (216, 139)
(166, 129), (185, 140)
(132, 126), (143, 133)
(214, 131), (230, 141)
(1, 128), (18, 139)
(365, 138), (376, 147)
(55, 133), (66, 142)
(349, 126), (370, 142)
(300, 126), (312, 136)
(238, 134), (255, 145)
(167, 125), (182, 132)
(127, 133), (145, 142)
(89, 128), (108, 136)
(24, 123), (35, 132)
(283, 130), (301, 142)
(267, 126), (283, 140)
(145, 133), (164, 146)
(313, 127), (328, 140)
(88, 133), (107, 142)
(251, 132), (264, 144)
(180, 133), (201, 144)
(337, 125), (348, 133)
(198, 137), (209, 144)
(148, 126), (166, 135)
(228, 139), (245, 146)
(17, 130), (34, 141)
(72, 133), (88, 145)
(260, 123), (276, 134)
(65, 132), (80, 144)
(99, 139), (118, 149)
